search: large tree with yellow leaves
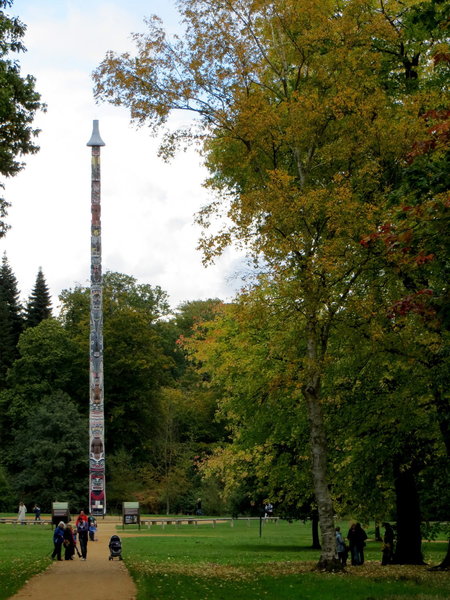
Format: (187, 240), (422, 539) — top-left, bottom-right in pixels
(93, 0), (447, 569)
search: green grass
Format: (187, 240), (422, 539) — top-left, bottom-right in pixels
(0, 518), (448, 600)
(120, 520), (450, 600)
(0, 524), (52, 600)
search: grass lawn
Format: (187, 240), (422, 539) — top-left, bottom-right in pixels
(119, 519), (450, 600)
(0, 517), (448, 600)
(0, 523), (52, 600)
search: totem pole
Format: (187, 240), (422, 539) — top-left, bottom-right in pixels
(87, 120), (106, 515)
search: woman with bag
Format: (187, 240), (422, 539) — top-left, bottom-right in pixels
(63, 524), (76, 560)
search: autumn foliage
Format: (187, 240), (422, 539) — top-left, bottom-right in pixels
(92, 0), (450, 570)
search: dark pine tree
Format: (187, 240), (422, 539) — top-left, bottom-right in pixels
(25, 267), (52, 327)
(0, 253), (23, 386)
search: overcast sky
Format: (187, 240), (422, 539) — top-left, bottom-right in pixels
(2, 0), (245, 313)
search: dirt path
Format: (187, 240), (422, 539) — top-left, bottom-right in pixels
(9, 521), (136, 600)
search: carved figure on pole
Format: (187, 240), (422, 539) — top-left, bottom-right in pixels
(87, 120), (106, 515)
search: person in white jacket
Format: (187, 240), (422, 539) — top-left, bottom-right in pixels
(17, 501), (27, 524)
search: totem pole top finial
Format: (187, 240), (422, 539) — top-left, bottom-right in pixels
(87, 119), (105, 147)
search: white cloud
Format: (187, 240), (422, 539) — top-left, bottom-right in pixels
(2, 0), (245, 312)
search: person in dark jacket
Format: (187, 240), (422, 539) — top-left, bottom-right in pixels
(63, 524), (75, 560)
(347, 522), (368, 565)
(75, 510), (89, 560)
(381, 522), (395, 565)
(51, 521), (65, 560)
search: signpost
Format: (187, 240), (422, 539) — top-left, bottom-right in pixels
(51, 502), (70, 526)
(122, 502), (141, 530)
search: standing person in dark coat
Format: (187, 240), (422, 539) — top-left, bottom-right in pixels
(347, 522), (368, 565)
(33, 504), (41, 521)
(75, 510), (89, 560)
(51, 521), (65, 561)
(63, 524), (76, 560)
(381, 522), (395, 565)
(196, 498), (203, 516)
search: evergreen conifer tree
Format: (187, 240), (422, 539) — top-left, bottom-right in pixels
(25, 267), (52, 327)
(0, 253), (23, 385)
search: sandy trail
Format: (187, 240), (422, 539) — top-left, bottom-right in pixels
(9, 521), (136, 600)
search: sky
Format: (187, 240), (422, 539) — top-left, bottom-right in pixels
(1, 0), (245, 313)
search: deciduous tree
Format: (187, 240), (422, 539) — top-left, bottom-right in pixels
(59, 272), (173, 459)
(0, 0), (45, 235)
(93, 0), (442, 568)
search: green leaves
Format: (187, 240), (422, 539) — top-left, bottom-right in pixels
(0, 2), (45, 234)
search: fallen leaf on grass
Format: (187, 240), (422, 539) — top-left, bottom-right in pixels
(128, 559), (450, 585)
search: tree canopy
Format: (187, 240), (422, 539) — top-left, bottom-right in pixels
(0, 0), (45, 236)
(93, 0), (449, 568)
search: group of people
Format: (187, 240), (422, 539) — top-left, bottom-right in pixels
(335, 522), (396, 566)
(17, 502), (42, 523)
(52, 511), (97, 561)
(335, 523), (368, 566)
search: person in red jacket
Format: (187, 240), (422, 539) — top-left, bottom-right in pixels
(75, 510), (89, 560)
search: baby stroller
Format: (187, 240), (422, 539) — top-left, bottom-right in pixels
(108, 534), (123, 560)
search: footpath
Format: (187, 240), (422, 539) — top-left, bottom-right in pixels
(9, 520), (136, 600)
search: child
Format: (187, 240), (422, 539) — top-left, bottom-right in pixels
(72, 527), (82, 558)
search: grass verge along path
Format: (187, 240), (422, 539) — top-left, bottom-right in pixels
(0, 525), (51, 600)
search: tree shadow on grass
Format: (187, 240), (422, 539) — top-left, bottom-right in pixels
(231, 544), (315, 554)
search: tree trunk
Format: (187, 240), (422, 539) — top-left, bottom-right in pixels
(302, 321), (341, 571)
(311, 509), (321, 549)
(392, 463), (425, 564)
(303, 325), (341, 571)
(305, 387), (340, 569)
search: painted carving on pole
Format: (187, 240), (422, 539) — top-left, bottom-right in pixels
(87, 120), (106, 515)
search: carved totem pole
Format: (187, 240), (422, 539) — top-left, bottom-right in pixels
(87, 120), (106, 515)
